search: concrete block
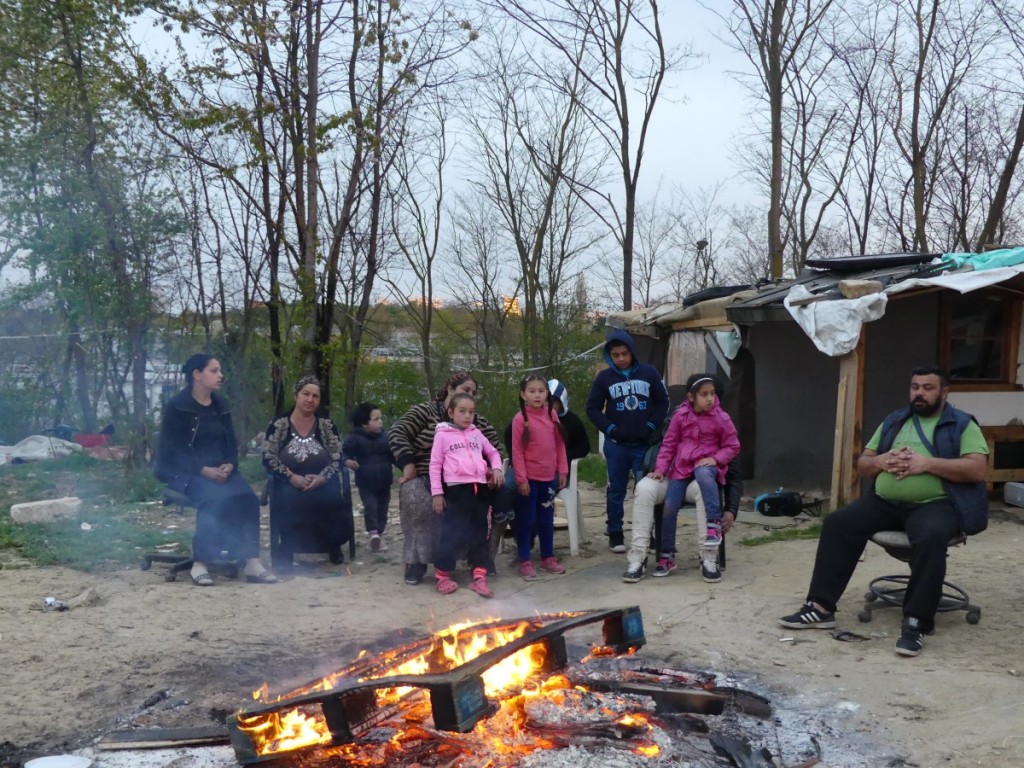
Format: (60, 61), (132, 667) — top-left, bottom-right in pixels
(10, 496), (83, 523)
(1004, 482), (1024, 508)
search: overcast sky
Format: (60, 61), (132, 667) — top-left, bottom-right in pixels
(642, 2), (755, 206)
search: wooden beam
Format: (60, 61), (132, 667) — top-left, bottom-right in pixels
(97, 726), (229, 750)
(830, 334), (865, 510)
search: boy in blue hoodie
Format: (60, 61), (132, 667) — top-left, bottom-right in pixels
(585, 330), (669, 552)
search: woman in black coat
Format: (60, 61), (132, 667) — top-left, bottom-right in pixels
(155, 354), (276, 586)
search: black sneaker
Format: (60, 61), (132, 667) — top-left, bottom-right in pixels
(700, 559), (722, 583)
(895, 616), (924, 657)
(779, 602), (837, 629)
(404, 563), (427, 586)
(608, 531), (626, 553)
(622, 558), (647, 583)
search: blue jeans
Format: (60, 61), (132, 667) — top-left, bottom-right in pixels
(515, 479), (557, 560)
(603, 438), (648, 535)
(659, 466), (721, 555)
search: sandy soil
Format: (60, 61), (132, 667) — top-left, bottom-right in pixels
(1, 484), (1023, 768)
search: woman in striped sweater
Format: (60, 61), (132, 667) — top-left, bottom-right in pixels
(387, 372), (504, 585)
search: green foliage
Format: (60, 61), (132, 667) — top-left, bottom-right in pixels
(0, 453), (162, 506)
(355, 358), (428, 425)
(576, 454), (608, 486)
(0, 512), (193, 572)
(0, 454), (192, 571)
(0, 377), (51, 445)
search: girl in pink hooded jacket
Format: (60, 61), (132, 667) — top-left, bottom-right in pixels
(650, 374), (740, 577)
(429, 393), (504, 597)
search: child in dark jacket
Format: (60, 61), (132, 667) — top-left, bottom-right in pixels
(342, 402), (396, 552)
(585, 330), (669, 552)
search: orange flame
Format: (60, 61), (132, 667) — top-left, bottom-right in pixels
(238, 619), (543, 757)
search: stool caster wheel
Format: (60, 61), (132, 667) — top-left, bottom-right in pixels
(165, 572), (178, 582)
(966, 608), (981, 625)
(140, 557), (152, 571)
(858, 608), (873, 623)
(863, 590), (879, 603)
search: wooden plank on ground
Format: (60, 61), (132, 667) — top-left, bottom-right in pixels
(96, 726), (230, 750)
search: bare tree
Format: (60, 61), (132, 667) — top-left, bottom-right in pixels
(382, 98), (451, 395)
(715, 0), (837, 278)
(630, 182), (677, 307)
(446, 197), (521, 371)
(132, 0), (476, 410)
(463, 28), (604, 365)
(490, 0), (690, 310)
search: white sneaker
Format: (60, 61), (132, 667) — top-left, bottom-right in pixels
(700, 559), (721, 583)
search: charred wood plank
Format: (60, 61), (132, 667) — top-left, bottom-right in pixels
(570, 678), (727, 716)
(96, 726), (229, 750)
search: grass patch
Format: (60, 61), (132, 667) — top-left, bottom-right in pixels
(0, 453), (266, 571)
(1, 511), (194, 571)
(576, 454), (607, 486)
(740, 520), (823, 546)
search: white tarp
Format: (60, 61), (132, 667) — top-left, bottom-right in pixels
(0, 435), (83, 465)
(783, 284), (888, 357)
(784, 259), (1024, 357)
(885, 262), (1024, 295)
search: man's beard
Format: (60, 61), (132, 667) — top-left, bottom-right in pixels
(911, 397), (943, 417)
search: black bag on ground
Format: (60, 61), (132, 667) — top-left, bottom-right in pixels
(754, 489), (805, 517)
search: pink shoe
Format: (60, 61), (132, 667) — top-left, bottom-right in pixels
(539, 557), (566, 574)
(435, 569), (458, 595)
(468, 578), (494, 598)
(518, 561), (538, 580)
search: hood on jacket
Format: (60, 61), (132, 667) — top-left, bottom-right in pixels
(602, 329), (639, 373)
(547, 379), (569, 413)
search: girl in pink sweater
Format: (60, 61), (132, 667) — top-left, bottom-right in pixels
(651, 373), (740, 577)
(511, 374), (569, 579)
(429, 393), (504, 597)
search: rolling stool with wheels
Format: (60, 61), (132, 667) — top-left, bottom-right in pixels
(139, 488), (240, 582)
(857, 530), (980, 625)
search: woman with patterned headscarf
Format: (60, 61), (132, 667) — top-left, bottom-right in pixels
(262, 374), (351, 572)
(156, 354), (276, 585)
(388, 372), (505, 586)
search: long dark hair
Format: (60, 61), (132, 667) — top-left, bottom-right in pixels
(518, 373), (566, 447)
(182, 353), (212, 384)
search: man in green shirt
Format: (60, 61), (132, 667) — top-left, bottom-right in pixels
(779, 366), (989, 657)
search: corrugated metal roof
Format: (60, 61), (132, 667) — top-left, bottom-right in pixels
(609, 257), (957, 330)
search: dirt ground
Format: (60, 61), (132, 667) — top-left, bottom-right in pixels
(2, 483), (1023, 768)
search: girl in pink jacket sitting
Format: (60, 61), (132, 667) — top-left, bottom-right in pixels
(651, 373), (740, 577)
(429, 393), (504, 597)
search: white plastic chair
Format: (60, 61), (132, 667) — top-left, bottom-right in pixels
(500, 457), (586, 556)
(557, 458), (585, 556)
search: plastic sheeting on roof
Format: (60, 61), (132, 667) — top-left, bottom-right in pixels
(940, 247), (1024, 271)
(887, 258), (1024, 296)
(785, 251), (1024, 356)
(783, 284), (888, 356)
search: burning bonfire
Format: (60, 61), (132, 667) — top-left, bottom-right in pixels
(227, 606), (774, 767)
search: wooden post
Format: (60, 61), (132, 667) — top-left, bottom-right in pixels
(830, 335), (865, 510)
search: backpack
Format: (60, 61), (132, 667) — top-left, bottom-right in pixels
(754, 488), (822, 517)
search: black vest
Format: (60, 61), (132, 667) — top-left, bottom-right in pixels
(876, 404), (988, 535)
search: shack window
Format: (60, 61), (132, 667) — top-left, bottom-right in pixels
(940, 291), (1018, 384)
